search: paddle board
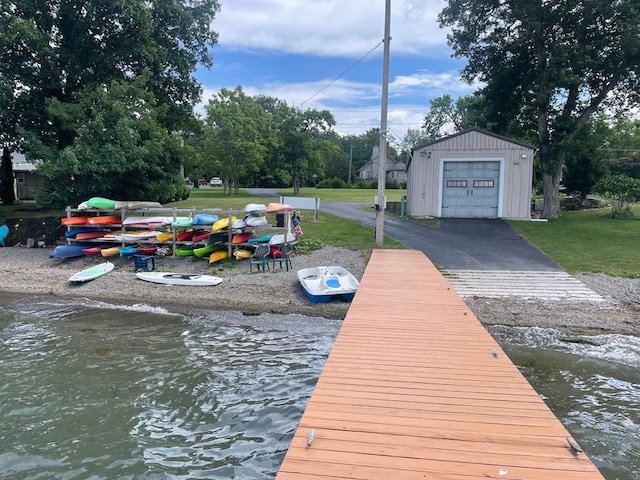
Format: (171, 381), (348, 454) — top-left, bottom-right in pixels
(136, 272), (223, 286)
(69, 261), (114, 283)
(209, 250), (229, 263)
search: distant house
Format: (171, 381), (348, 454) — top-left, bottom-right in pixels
(408, 128), (535, 220)
(358, 146), (406, 182)
(11, 153), (44, 200)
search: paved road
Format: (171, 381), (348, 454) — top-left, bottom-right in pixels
(247, 189), (560, 272)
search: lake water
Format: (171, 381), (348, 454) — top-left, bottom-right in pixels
(1, 298), (638, 479)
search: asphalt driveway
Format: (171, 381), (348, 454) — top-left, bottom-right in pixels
(247, 189), (560, 272)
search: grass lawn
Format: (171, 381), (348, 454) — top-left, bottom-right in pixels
(509, 208), (640, 277)
(276, 187), (406, 203)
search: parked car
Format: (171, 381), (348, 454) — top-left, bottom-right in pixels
(210, 177), (223, 187)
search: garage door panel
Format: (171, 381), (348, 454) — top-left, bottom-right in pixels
(442, 161), (500, 218)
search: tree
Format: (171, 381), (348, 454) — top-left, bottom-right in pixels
(440, 0), (640, 218)
(593, 174), (640, 218)
(203, 87), (268, 195)
(29, 75), (189, 206)
(0, 0), (219, 206)
(1, 147), (16, 204)
(562, 118), (608, 200)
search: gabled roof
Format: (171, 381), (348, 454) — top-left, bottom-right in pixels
(412, 127), (536, 152)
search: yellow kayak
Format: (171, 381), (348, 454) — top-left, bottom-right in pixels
(100, 246), (121, 257)
(233, 249), (252, 260)
(209, 250), (229, 263)
(156, 231), (173, 242)
(212, 216), (236, 232)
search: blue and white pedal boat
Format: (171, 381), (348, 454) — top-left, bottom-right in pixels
(297, 266), (359, 303)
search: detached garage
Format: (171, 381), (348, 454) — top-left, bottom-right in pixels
(408, 128), (535, 220)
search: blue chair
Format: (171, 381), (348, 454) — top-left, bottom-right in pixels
(272, 243), (293, 271)
(0, 224), (8, 247)
(249, 244), (270, 273)
(134, 254), (155, 272)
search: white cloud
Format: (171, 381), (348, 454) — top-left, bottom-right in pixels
(214, 0), (450, 58)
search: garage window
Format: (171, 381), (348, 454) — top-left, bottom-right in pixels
(473, 180), (495, 188)
(446, 180), (467, 188)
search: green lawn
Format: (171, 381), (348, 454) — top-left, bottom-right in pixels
(276, 187), (406, 202)
(509, 208), (640, 277)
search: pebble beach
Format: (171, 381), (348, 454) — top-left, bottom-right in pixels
(1, 246), (639, 337)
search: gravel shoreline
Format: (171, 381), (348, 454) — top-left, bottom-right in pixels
(1, 247), (639, 336)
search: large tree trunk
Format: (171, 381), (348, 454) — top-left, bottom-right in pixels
(293, 172), (300, 196)
(541, 170), (561, 218)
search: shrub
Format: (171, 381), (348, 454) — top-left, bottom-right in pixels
(592, 174), (640, 218)
(316, 177), (349, 189)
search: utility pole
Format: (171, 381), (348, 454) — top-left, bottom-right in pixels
(375, 0), (391, 247)
(348, 145), (353, 184)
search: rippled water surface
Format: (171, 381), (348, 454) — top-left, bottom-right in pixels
(0, 298), (339, 479)
(490, 326), (640, 480)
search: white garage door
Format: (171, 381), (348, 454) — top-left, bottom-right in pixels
(441, 161), (500, 218)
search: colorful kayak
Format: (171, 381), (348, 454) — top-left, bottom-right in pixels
(248, 235), (272, 244)
(115, 231), (157, 242)
(175, 247), (195, 257)
(176, 230), (195, 242)
(231, 218), (248, 229)
(87, 215), (121, 225)
(232, 232), (254, 244)
(74, 231), (109, 240)
(193, 244), (225, 258)
(212, 216), (236, 231)
(136, 272), (223, 286)
(50, 244), (91, 258)
(207, 232), (228, 246)
(100, 246), (121, 257)
(86, 197), (117, 209)
(245, 216), (268, 227)
(61, 217), (89, 226)
(233, 249), (252, 260)
(191, 230), (211, 243)
(69, 261), (115, 283)
(136, 246), (157, 255)
(193, 213), (219, 225)
(119, 246), (137, 257)
(156, 231), (173, 242)
(266, 202), (293, 213)
(65, 227), (109, 238)
(209, 250), (228, 263)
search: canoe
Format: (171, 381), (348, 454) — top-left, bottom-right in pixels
(212, 216), (236, 231)
(100, 246), (121, 257)
(297, 266), (360, 303)
(87, 215), (120, 225)
(69, 261), (115, 283)
(193, 244), (225, 258)
(209, 250), (228, 263)
(232, 232), (253, 244)
(136, 271), (223, 286)
(193, 213), (219, 225)
(61, 217), (89, 226)
(50, 244), (91, 258)
(266, 202), (293, 213)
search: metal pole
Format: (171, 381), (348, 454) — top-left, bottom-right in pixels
(348, 145), (353, 184)
(375, 0), (391, 247)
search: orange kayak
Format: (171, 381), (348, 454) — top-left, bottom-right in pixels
(87, 215), (120, 225)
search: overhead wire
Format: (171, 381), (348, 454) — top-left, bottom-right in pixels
(299, 40), (384, 108)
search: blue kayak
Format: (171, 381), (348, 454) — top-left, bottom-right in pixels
(49, 244), (92, 258)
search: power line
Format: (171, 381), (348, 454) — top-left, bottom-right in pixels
(299, 41), (384, 108)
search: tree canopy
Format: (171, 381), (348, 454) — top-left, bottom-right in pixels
(440, 0), (640, 218)
(0, 0), (219, 206)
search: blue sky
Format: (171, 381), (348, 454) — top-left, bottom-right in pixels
(195, 0), (478, 142)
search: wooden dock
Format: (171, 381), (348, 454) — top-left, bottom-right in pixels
(276, 249), (604, 479)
